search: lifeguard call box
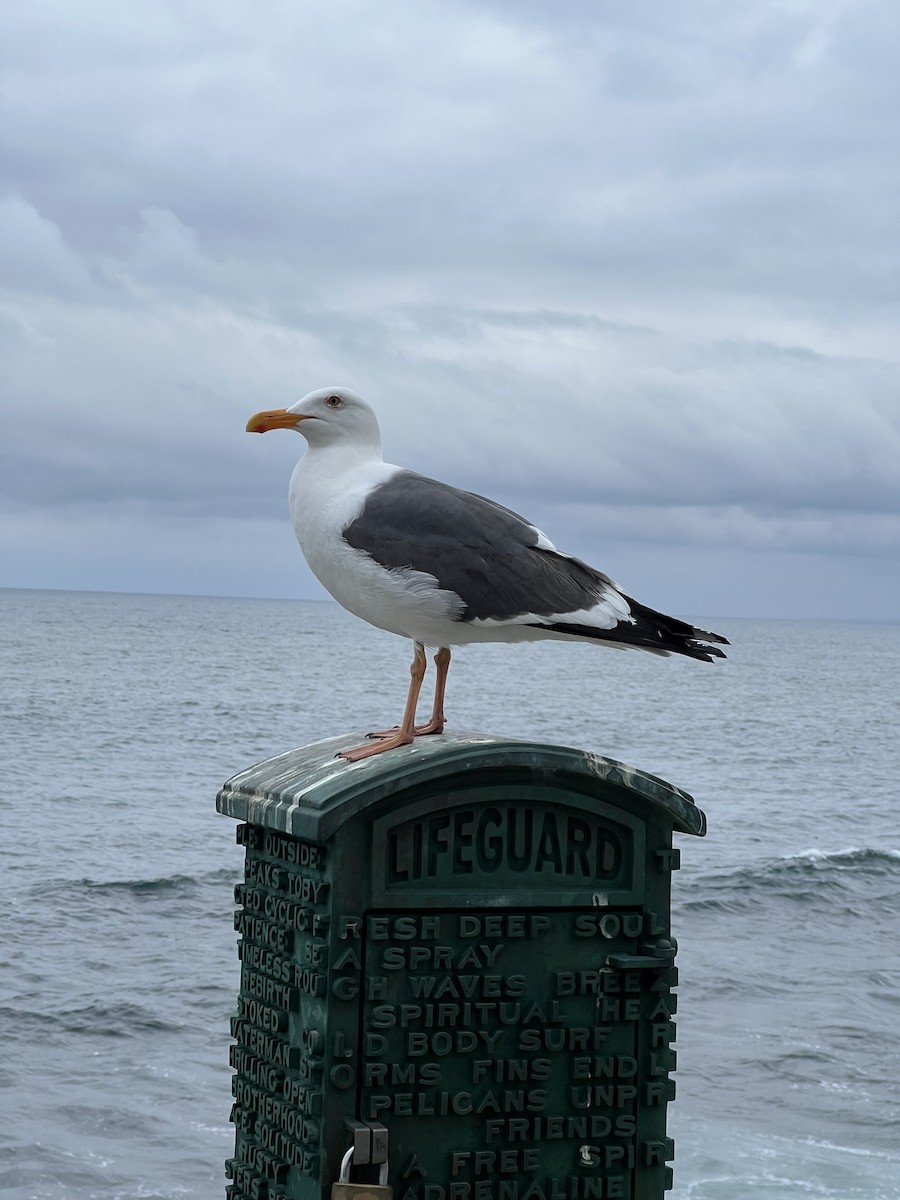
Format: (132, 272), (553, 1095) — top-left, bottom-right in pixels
(217, 731), (706, 1200)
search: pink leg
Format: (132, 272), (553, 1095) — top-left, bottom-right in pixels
(338, 643), (428, 762)
(365, 646), (451, 739)
(415, 647), (451, 735)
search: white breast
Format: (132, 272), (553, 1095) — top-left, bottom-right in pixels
(288, 453), (464, 643)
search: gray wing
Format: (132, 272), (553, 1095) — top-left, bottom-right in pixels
(343, 470), (729, 661)
(341, 470), (614, 623)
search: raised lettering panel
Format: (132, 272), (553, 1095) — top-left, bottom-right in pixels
(372, 788), (645, 906)
(229, 826), (330, 1193)
(360, 908), (663, 1193)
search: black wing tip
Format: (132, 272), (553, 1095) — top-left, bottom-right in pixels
(530, 620), (729, 662)
(688, 627), (730, 660)
(686, 640), (728, 663)
(692, 626), (730, 647)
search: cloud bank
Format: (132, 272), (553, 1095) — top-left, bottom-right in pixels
(2, 0), (898, 617)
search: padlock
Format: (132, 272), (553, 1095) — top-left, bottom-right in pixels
(331, 1147), (393, 1200)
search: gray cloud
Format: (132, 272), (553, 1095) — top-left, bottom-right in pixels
(2, 0), (898, 618)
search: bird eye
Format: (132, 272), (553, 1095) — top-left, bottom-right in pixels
(325, 394), (343, 409)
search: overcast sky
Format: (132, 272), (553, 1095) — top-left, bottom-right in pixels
(2, 0), (898, 619)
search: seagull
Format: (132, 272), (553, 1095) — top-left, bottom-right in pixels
(247, 387), (728, 762)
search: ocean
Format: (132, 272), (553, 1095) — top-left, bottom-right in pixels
(1, 587), (898, 1200)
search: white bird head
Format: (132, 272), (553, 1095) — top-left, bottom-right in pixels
(246, 387), (382, 452)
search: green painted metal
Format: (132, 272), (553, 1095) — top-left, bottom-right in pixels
(218, 731), (706, 1200)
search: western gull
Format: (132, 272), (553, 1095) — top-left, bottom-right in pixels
(247, 387), (728, 761)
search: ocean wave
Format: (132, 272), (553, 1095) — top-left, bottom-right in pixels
(795, 1136), (900, 1164)
(0, 1000), (183, 1038)
(677, 846), (900, 913)
(70, 867), (238, 896)
(786, 847), (900, 869)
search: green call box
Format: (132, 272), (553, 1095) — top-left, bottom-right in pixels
(217, 732), (706, 1200)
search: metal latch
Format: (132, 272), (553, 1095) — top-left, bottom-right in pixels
(332, 1123), (392, 1200)
(606, 937), (677, 970)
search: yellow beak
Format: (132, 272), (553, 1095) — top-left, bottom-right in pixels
(246, 408), (309, 433)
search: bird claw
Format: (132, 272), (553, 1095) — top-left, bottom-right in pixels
(365, 721), (445, 740)
(336, 731), (415, 762)
(414, 719), (446, 736)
